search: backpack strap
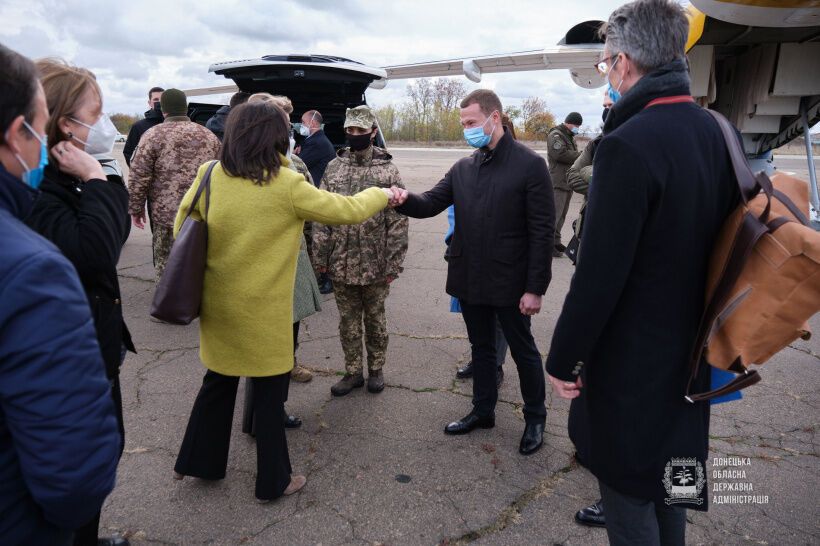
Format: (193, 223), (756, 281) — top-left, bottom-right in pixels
(684, 111), (773, 403)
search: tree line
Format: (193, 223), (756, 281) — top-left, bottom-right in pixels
(374, 78), (558, 142)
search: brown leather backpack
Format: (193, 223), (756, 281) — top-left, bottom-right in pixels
(685, 111), (820, 403)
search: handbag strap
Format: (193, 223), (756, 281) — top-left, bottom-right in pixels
(185, 161), (218, 222)
(684, 111), (776, 403)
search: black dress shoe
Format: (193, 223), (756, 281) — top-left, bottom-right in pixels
(284, 414), (302, 429)
(519, 422), (544, 455)
(574, 499), (606, 527)
(496, 367), (504, 387)
(456, 361), (474, 378)
(444, 412), (495, 435)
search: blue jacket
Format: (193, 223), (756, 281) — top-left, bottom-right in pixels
(0, 164), (120, 545)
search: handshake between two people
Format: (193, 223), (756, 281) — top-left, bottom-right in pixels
(380, 186), (409, 208)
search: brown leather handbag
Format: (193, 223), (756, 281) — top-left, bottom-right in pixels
(150, 161), (218, 325)
(685, 111), (820, 402)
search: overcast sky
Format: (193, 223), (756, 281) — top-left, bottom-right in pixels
(0, 0), (630, 129)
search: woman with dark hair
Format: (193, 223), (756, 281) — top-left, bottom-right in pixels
(25, 58), (133, 546)
(172, 101), (396, 503)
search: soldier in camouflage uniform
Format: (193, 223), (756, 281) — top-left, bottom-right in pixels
(546, 112), (583, 257)
(128, 89), (220, 280)
(312, 105), (409, 396)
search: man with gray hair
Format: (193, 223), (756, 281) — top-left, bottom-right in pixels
(545, 1), (739, 543)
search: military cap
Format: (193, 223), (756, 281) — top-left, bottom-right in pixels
(161, 88), (188, 116)
(344, 105), (377, 129)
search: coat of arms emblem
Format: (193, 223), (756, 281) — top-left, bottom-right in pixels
(663, 457), (705, 505)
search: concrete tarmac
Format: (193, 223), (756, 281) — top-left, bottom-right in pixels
(101, 145), (819, 545)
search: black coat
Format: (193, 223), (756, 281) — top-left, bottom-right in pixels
(26, 165), (135, 378)
(298, 129), (335, 187)
(205, 105), (230, 141)
(123, 108), (163, 166)
(397, 130), (554, 306)
(545, 61), (739, 510)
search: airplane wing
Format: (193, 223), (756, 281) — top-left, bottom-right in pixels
(382, 45), (605, 89)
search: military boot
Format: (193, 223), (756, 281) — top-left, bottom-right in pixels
(367, 369), (384, 393)
(331, 373), (364, 396)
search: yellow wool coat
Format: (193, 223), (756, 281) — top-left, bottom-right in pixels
(174, 158), (388, 377)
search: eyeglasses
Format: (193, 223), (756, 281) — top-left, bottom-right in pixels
(595, 54), (619, 76)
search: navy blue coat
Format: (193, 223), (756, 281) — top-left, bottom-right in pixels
(298, 129), (335, 187)
(0, 164), (120, 544)
(546, 73), (739, 509)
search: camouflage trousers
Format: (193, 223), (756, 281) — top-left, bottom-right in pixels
(152, 224), (174, 281)
(334, 281), (390, 375)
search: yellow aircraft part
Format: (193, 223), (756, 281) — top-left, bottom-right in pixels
(686, 5), (707, 52)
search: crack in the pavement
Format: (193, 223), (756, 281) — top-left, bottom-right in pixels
(118, 272), (155, 284)
(788, 343), (820, 362)
(437, 457), (577, 545)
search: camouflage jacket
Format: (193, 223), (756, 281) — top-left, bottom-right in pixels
(288, 154), (316, 245)
(127, 116), (220, 227)
(546, 124), (581, 190)
(312, 146), (409, 285)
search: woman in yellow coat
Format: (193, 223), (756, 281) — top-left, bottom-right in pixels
(173, 101), (395, 502)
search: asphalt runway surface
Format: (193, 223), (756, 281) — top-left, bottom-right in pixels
(102, 144), (819, 544)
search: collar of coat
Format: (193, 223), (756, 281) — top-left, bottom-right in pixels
(164, 115), (190, 123)
(476, 127), (513, 164)
(603, 58), (691, 135)
(550, 124), (575, 139)
(0, 162), (37, 220)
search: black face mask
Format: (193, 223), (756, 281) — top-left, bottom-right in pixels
(153, 101), (162, 113)
(347, 132), (373, 152)
(601, 107), (610, 123)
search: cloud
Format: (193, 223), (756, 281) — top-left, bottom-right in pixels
(0, 0), (619, 117)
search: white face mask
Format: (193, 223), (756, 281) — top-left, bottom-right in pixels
(299, 111), (318, 137)
(70, 113), (118, 156)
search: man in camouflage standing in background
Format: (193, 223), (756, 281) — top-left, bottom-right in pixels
(547, 112), (583, 257)
(128, 88), (220, 280)
(313, 106), (409, 396)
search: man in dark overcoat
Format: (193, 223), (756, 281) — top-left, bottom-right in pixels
(546, 1), (740, 544)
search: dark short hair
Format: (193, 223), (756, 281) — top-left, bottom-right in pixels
(460, 89), (503, 117)
(219, 101), (289, 186)
(148, 86), (164, 98)
(229, 91), (251, 108)
(0, 44), (39, 144)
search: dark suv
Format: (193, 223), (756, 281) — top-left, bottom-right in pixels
(188, 54), (388, 148)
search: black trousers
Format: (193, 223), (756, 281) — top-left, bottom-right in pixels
(175, 369), (292, 500)
(599, 480), (686, 546)
(459, 302), (546, 425)
(242, 322), (299, 435)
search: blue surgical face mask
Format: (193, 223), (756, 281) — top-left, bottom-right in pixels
(571, 127), (579, 135)
(606, 57), (623, 103)
(13, 121), (49, 190)
(463, 111), (497, 148)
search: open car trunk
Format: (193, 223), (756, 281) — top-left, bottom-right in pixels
(205, 55), (388, 148)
